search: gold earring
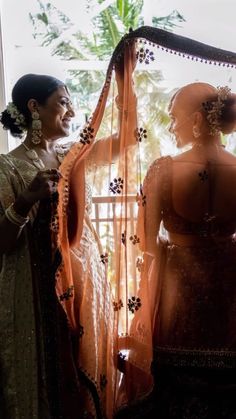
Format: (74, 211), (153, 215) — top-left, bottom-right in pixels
(31, 111), (42, 145)
(193, 126), (201, 139)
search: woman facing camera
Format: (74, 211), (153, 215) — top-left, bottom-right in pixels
(0, 51), (137, 419)
(0, 74), (78, 419)
(116, 82), (236, 419)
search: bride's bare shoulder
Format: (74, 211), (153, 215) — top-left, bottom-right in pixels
(171, 149), (194, 162)
(172, 147), (236, 164)
(222, 148), (236, 163)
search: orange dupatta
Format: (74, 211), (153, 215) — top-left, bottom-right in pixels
(55, 40), (141, 417)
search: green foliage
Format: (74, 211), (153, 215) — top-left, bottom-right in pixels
(29, 1), (72, 45)
(30, 0), (184, 59)
(29, 0), (185, 173)
(116, 0), (143, 30)
(53, 42), (85, 60)
(135, 70), (173, 173)
(66, 70), (106, 113)
(152, 10), (186, 30)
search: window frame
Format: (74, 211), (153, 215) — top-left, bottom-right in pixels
(0, 7), (8, 153)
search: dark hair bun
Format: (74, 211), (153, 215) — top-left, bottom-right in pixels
(220, 95), (236, 134)
(0, 73), (65, 138)
(0, 108), (25, 138)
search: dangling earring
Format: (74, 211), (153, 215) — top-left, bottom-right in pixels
(193, 126), (201, 139)
(31, 111), (42, 145)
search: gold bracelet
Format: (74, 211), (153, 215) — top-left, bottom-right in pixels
(5, 203), (30, 227)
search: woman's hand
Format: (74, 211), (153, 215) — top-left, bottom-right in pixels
(0, 169), (62, 254)
(21, 169), (61, 205)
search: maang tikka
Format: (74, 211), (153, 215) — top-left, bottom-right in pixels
(31, 111), (42, 145)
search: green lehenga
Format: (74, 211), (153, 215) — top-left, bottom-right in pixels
(0, 155), (80, 419)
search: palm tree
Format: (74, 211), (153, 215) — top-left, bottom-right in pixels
(29, 0), (185, 175)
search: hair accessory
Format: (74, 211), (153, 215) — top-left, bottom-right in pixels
(6, 102), (26, 129)
(5, 203), (30, 228)
(31, 111), (42, 144)
(202, 86), (231, 135)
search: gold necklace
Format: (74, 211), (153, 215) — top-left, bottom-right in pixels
(22, 142), (71, 169)
(22, 142), (45, 169)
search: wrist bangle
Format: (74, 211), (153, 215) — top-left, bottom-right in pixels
(5, 203), (30, 227)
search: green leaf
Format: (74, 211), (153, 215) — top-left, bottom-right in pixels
(152, 10), (185, 30)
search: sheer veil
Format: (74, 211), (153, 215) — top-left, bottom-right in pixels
(54, 26), (236, 415)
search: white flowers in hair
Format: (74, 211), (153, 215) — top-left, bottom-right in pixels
(202, 86), (231, 135)
(6, 102), (26, 129)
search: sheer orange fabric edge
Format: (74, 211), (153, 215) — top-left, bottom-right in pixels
(55, 42), (138, 417)
(115, 160), (167, 409)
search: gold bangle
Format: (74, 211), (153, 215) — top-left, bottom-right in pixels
(5, 203), (30, 227)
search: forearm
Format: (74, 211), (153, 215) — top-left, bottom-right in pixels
(88, 48), (137, 165)
(0, 194), (33, 254)
(108, 92), (137, 161)
(113, 39), (138, 155)
(117, 93), (137, 140)
(146, 236), (159, 258)
(0, 168), (61, 254)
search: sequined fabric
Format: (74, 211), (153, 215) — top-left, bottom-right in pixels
(0, 155), (39, 419)
(70, 180), (115, 418)
(0, 155), (80, 419)
(115, 366), (236, 419)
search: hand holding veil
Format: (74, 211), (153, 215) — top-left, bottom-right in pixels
(54, 27), (236, 417)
